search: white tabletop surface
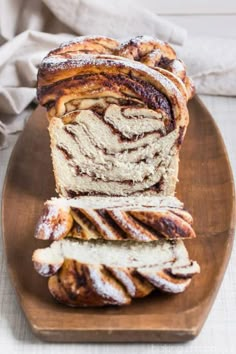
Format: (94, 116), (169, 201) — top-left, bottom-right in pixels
(0, 94), (235, 353)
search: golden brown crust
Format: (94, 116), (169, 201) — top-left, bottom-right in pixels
(116, 36), (176, 61)
(106, 267), (154, 298)
(130, 210), (196, 239)
(170, 208), (193, 225)
(37, 54), (189, 130)
(49, 260), (131, 306)
(154, 67), (188, 101)
(49, 36), (119, 57)
(184, 76), (196, 100)
(47, 258), (197, 307)
(37, 35), (194, 106)
(34, 203), (73, 240)
(115, 36), (193, 98)
(34, 198), (196, 241)
(107, 209), (157, 242)
(70, 209), (100, 240)
(78, 209), (125, 240)
(138, 269), (191, 293)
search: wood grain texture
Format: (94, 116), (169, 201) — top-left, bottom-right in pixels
(1, 96), (235, 342)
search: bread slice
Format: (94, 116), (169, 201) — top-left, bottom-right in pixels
(34, 196), (196, 242)
(32, 238), (200, 306)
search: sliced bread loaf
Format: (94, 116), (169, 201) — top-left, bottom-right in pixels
(34, 196), (196, 242)
(32, 238), (200, 306)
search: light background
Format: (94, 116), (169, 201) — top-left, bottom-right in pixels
(0, 2), (235, 353)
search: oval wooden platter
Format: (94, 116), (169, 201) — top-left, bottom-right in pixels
(1, 96), (235, 342)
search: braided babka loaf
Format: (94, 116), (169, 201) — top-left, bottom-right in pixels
(33, 36), (199, 307)
(34, 196), (196, 242)
(32, 238), (200, 306)
(37, 35), (193, 197)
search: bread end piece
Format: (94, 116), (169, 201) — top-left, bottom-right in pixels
(32, 248), (64, 276)
(34, 201), (73, 240)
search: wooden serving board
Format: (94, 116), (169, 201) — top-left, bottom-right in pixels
(1, 96), (235, 342)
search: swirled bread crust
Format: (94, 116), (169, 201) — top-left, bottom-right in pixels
(40, 35), (194, 100)
(32, 238), (200, 306)
(34, 196), (196, 242)
(38, 54), (188, 122)
(37, 36), (190, 197)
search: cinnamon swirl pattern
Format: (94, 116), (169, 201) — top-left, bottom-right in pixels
(33, 37), (200, 307)
(37, 37), (190, 197)
(42, 35), (194, 101)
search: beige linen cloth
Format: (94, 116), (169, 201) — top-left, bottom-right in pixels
(0, 0), (235, 148)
